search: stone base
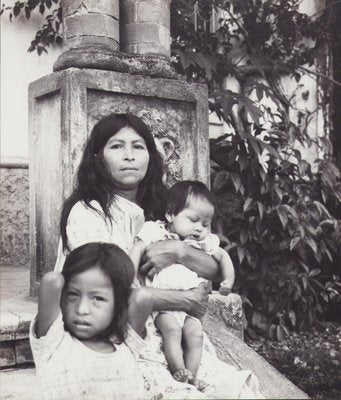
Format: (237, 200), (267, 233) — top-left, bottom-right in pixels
(53, 45), (180, 79)
(205, 292), (244, 340)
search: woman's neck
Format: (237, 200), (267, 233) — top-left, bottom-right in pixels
(115, 188), (138, 203)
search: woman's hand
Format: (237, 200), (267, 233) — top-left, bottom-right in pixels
(186, 282), (210, 319)
(140, 240), (184, 278)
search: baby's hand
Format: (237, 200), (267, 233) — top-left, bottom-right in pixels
(219, 279), (233, 296)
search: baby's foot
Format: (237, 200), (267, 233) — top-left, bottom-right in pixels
(188, 376), (210, 391)
(173, 368), (190, 382)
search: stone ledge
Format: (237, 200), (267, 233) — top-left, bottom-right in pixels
(53, 45), (180, 79)
(206, 292), (244, 340)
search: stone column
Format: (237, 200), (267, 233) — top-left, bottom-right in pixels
(120, 0), (171, 58)
(62, 0), (119, 51)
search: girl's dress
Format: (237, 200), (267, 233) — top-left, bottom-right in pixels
(52, 196), (264, 399)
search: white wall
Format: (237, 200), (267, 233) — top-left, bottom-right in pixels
(0, 8), (61, 164)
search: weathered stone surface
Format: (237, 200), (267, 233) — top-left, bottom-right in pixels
(29, 68), (209, 292)
(53, 45), (177, 78)
(203, 314), (309, 399)
(0, 367), (37, 400)
(120, 0), (171, 57)
(0, 165), (29, 267)
(64, 14), (119, 43)
(0, 342), (15, 368)
(205, 292), (244, 340)
(58, 0), (119, 55)
(15, 339), (33, 364)
(121, 23), (170, 57)
(63, 0), (119, 17)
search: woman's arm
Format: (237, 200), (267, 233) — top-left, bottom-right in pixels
(140, 240), (221, 281)
(36, 271), (65, 338)
(147, 282), (210, 319)
(130, 239), (147, 279)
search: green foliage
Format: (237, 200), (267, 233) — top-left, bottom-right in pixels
(171, 0), (341, 338)
(0, 0), (61, 55)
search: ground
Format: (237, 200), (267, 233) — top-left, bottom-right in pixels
(246, 322), (341, 399)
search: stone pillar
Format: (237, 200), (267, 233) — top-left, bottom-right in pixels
(120, 0), (171, 58)
(62, 0), (119, 51)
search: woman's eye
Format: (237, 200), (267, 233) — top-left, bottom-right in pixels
(93, 296), (105, 302)
(66, 291), (78, 298)
(110, 144), (122, 149)
(134, 144), (146, 150)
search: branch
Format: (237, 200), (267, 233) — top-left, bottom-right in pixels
(297, 65), (341, 88)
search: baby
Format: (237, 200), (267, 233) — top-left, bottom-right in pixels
(130, 180), (235, 390)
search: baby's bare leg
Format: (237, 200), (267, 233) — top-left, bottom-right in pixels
(182, 317), (209, 391)
(155, 313), (189, 382)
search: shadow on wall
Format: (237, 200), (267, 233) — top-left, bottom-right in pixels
(0, 165), (29, 267)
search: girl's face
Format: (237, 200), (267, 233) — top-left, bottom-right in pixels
(166, 195), (215, 241)
(61, 266), (115, 341)
(102, 126), (150, 191)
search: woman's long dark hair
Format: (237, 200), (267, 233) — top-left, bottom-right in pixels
(62, 242), (134, 343)
(60, 113), (167, 250)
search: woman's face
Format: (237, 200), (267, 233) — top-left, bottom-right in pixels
(102, 126), (150, 191)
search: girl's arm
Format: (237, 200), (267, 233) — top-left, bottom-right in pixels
(140, 240), (221, 281)
(36, 271), (65, 338)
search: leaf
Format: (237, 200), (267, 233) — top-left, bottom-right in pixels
(13, 4), (21, 17)
(243, 197), (253, 212)
(257, 202), (264, 219)
(237, 246), (245, 264)
(288, 310), (296, 327)
(25, 5), (30, 19)
(240, 229), (248, 245)
(213, 170), (229, 191)
(276, 325), (287, 341)
(306, 237), (318, 254)
(290, 237), (300, 251)
(277, 207), (288, 228)
(313, 201), (331, 218)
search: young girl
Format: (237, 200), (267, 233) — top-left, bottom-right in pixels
(30, 242), (153, 400)
(130, 180), (235, 391)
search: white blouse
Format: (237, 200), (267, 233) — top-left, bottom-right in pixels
(54, 196), (145, 272)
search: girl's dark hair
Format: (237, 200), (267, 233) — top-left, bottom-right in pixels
(60, 113), (167, 250)
(62, 242), (134, 343)
(166, 180), (215, 216)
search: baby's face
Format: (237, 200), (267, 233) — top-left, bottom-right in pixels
(167, 196), (214, 241)
(61, 266), (115, 341)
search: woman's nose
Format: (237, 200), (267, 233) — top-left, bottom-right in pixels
(76, 298), (90, 315)
(123, 146), (135, 160)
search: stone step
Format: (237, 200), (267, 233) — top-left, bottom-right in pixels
(0, 367), (37, 400)
(0, 266), (36, 368)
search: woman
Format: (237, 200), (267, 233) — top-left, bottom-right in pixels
(55, 113), (263, 399)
